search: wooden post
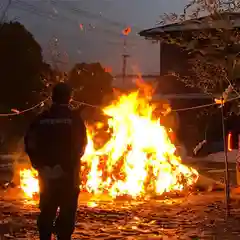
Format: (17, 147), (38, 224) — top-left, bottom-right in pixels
(122, 38), (129, 84)
(236, 135), (240, 186)
(220, 99), (230, 217)
(159, 41), (161, 76)
(222, 46), (234, 217)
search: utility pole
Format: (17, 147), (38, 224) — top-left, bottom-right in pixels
(159, 41), (161, 76)
(122, 37), (130, 84)
(122, 54), (130, 84)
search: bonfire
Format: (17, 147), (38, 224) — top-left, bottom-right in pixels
(19, 82), (199, 200)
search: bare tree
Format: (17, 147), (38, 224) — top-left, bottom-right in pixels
(157, 0), (240, 113)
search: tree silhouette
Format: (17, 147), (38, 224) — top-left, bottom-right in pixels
(0, 21), (49, 151)
(68, 62), (113, 106)
(40, 62), (59, 98)
(68, 62), (113, 123)
(0, 21), (46, 111)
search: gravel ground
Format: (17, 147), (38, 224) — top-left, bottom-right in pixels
(0, 160), (239, 239)
(0, 190), (240, 239)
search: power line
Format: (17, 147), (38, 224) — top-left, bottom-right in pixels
(51, 0), (142, 34)
(13, 0), (69, 22)
(12, 0), (139, 41)
(11, 0), (141, 67)
(0, 0), (12, 34)
(0, 0), (12, 23)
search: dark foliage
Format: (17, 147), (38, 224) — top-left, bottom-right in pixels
(68, 62), (113, 123)
(0, 21), (50, 152)
(68, 62), (113, 106)
(0, 21), (45, 110)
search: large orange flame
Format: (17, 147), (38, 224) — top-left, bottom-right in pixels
(19, 90), (198, 199)
(19, 168), (39, 198)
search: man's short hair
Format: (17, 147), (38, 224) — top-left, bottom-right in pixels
(52, 82), (72, 104)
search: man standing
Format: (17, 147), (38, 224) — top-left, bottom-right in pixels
(24, 82), (87, 240)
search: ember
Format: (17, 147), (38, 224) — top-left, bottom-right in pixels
(20, 90), (198, 199)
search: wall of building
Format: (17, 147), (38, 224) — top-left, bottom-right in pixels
(159, 42), (212, 155)
(160, 42), (190, 76)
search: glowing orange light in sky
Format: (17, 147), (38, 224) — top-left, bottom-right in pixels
(122, 27), (131, 36)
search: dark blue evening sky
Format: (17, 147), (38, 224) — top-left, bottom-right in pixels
(3, 0), (187, 74)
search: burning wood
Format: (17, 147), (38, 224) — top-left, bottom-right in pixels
(19, 90), (199, 200)
(19, 169), (39, 198)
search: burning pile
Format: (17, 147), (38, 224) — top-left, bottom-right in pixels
(19, 90), (198, 199)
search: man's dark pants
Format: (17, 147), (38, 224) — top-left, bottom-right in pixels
(37, 177), (79, 240)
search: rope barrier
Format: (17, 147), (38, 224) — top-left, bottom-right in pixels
(73, 95), (240, 112)
(0, 94), (239, 117)
(71, 100), (99, 109)
(0, 98), (50, 117)
(171, 102), (216, 112)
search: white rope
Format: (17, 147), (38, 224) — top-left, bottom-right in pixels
(0, 93), (239, 117)
(0, 98), (50, 117)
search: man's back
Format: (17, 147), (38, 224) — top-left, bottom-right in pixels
(25, 104), (87, 173)
(26, 82), (87, 240)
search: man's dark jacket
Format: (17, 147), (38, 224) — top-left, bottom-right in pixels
(24, 104), (87, 186)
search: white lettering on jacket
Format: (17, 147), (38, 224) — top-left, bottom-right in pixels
(40, 118), (72, 124)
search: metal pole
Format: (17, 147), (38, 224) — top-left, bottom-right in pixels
(221, 45), (234, 217)
(159, 41), (161, 76)
(221, 97), (230, 217)
(122, 37), (130, 85)
(122, 54), (126, 84)
(122, 38), (127, 84)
